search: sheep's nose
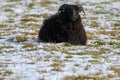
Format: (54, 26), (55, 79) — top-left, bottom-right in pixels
(71, 16), (76, 21)
(72, 15), (77, 21)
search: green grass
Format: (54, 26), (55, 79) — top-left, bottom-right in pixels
(23, 47), (39, 51)
(40, 0), (57, 7)
(27, 61), (35, 64)
(40, 13), (50, 18)
(28, 3), (35, 9)
(88, 59), (101, 64)
(63, 43), (72, 47)
(3, 70), (13, 76)
(114, 22), (120, 26)
(94, 40), (106, 45)
(108, 41), (119, 45)
(116, 44), (120, 48)
(74, 64), (80, 67)
(100, 2), (110, 4)
(7, 18), (14, 23)
(96, 6), (104, 9)
(75, 47), (110, 58)
(0, 0), (120, 79)
(96, 30), (118, 36)
(0, 24), (7, 28)
(7, 0), (20, 2)
(63, 70), (114, 79)
(22, 42), (35, 48)
(22, 13), (50, 19)
(0, 64), (3, 67)
(63, 75), (108, 80)
(0, 32), (11, 36)
(95, 10), (107, 14)
(43, 44), (70, 53)
(84, 65), (89, 70)
(4, 8), (13, 12)
(65, 54), (73, 58)
(4, 50), (15, 53)
(26, 14), (41, 18)
(0, 46), (14, 50)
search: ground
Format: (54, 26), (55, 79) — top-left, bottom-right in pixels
(0, 0), (120, 80)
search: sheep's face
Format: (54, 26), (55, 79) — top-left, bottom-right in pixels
(58, 4), (84, 22)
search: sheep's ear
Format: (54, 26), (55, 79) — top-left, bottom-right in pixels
(77, 5), (85, 15)
(58, 4), (68, 11)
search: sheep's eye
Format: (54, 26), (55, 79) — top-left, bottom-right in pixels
(58, 11), (61, 13)
(58, 9), (65, 13)
(62, 9), (65, 12)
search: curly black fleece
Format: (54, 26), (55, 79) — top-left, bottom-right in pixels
(38, 4), (87, 45)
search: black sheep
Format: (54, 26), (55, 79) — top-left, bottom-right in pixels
(38, 4), (87, 45)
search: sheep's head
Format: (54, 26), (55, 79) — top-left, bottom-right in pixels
(58, 4), (85, 22)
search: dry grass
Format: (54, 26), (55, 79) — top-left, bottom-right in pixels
(15, 35), (28, 42)
(63, 71), (114, 80)
(0, 24), (7, 28)
(21, 18), (38, 22)
(3, 70), (13, 76)
(98, 30), (119, 36)
(110, 66), (120, 77)
(63, 75), (107, 80)
(40, 0), (57, 7)
(90, 21), (99, 27)
(0, 46), (14, 50)
(86, 31), (94, 40)
(50, 58), (64, 72)
(0, 0), (120, 80)
(0, 78), (4, 80)
(22, 42), (35, 48)
(88, 59), (101, 64)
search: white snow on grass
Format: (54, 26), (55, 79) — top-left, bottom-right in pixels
(0, 0), (120, 80)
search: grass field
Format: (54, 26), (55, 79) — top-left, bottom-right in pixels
(0, 0), (120, 80)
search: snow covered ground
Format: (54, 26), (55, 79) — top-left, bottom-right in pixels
(0, 0), (120, 80)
